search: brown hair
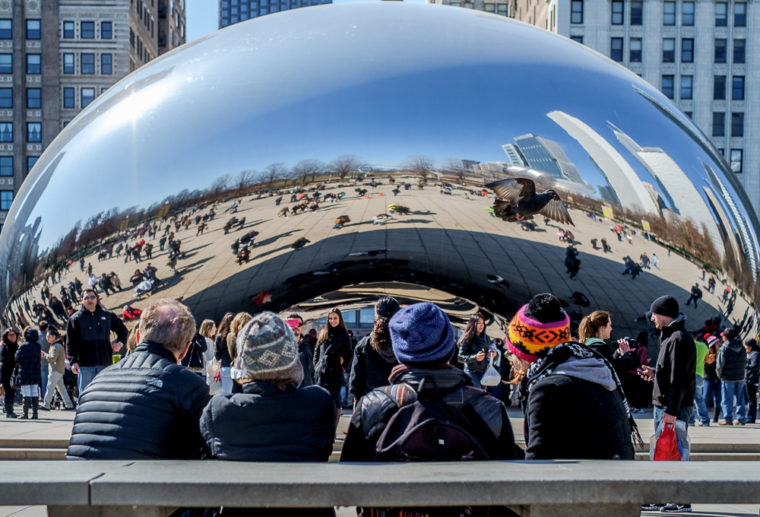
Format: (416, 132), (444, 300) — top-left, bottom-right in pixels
(1, 327), (18, 344)
(578, 310), (610, 342)
(138, 299), (196, 355)
(317, 307), (347, 345)
(198, 319), (216, 339)
(226, 312), (253, 361)
(217, 312), (235, 342)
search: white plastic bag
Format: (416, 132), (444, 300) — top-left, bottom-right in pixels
(480, 354), (502, 387)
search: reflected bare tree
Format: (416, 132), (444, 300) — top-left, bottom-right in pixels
(235, 170), (258, 194)
(332, 155), (361, 181)
(442, 158), (470, 184)
(406, 155), (435, 183)
(264, 163), (287, 188)
(292, 159), (324, 185)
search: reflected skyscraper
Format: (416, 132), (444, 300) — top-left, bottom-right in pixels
(219, 0), (332, 27)
(501, 144), (525, 167)
(512, 134), (583, 184)
(547, 110), (658, 214)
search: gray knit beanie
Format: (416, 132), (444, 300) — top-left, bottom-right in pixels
(233, 312), (303, 384)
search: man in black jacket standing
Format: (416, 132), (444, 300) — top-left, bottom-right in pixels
(67, 298), (210, 459)
(66, 289), (128, 394)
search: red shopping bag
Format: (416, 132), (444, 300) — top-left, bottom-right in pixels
(653, 423), (682, 461)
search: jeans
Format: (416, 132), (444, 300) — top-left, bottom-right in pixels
(77, 365), (107, 396)
(40, 364), (48, 399)
(43, 370), (73, 409)
(721, 380), (747, 423)
(704, 377), (722, 420)
(464, 367), (484, 389)
(653, 405), (692, 434)
(692, 375), (709, 424)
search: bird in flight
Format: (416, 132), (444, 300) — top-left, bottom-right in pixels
(486, 178), (574, 226)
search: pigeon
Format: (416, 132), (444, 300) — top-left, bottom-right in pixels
(486, 178), (574, 226)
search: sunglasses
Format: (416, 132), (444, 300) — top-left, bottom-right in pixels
(83, 296), (97, 300)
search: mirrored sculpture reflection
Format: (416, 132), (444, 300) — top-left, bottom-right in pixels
(0, 3), (757, 340)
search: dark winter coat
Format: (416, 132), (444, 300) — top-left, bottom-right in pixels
(200, 381), (335, 461)
(652, 315), (696, 415)
(0, 340), (18, 383)
(214, 333), (232, 368)
(313, 328), (352, 389)
(746, 350), (760, 385)
(298, 337), (314, 387)
(66, 305), (128, 367)
(67, 341), (210, 460)
(15, 341), (42, 387)
(341, 365), (520, 462)
(717, 339), (748, 381)
(457, 332), (491, 374)
(348, 335), (398, 402)
(180, 333), (207, 369)
(522, 360), (635, 460)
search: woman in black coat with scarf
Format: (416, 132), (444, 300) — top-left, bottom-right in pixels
(313, 308), (352, 410)
(0, 328), (20, 418)
(15, 328), (42, 419)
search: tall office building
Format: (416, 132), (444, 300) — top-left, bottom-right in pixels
(512, 133), (583, 183)
(510, 0), (760, 220)
(426, 0), (510, 17)
(219, 0), (332, 28)
(0, 0), (185, 233)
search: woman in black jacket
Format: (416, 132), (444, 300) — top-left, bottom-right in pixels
(0, 328), (20, 418)
(348, 297), (400, 404)
(15, 328), (42, 419)
(457, 313), (495, 389)
(745, 339), (759, 423)
(313, 308), (352, 409)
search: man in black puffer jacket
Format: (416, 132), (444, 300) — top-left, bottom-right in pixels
(67, 299), (210, 459)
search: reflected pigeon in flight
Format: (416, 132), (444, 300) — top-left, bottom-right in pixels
(486, 178), (574, 226)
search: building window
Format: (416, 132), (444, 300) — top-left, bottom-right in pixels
(101, 21), (112, 39)
(0, 88), (10, 109)
(715, 38), (727, 63)
(611, 0), (624, 24)
(81, 87), (95, 108)
(714, 75), (726, 99)
(731, 112), (744, 137)
(101, 53), (112, 74)
(63, 20), (74, 38)
(0, 156), (11, 177)
(26, 54), (41, 74)
(610, 37), (623, 62)
(0, 191), (13, 210)
(26, 19), (41, 40)
(0, 20), (11, 39)
(732, 76), (744, 100)
(63, 53), (74, 74)
(571, 0), (583, 24)
(712, 112), (725, 136)
(81, 53), (95, 74)
(26, 122), (40, 142)
(663, 38), (675, 62)
(681, 38), (694, 62)
(663, 1), (676, 25)
(680, 75), (693, 99)
(662, 75), (675, 99)
(734, 3), (746, 26)
(0, 122), (12, 144)
(630, 38), (642, 62)
(496, 4), (508, 16)
(733, 39), (745, 64)
(715, 2), (727, 26)
(681, 1), (694, 25)
(730, 149), (742, 173)
(570, 35), (584, 44)
(81, 21), (95, 39)
(63, 87), (75, 109)
(630, 0), (643, 25)
(26, 88), (40, 109)
(0, 54), (11, 74)
(26, 156), (38, 173)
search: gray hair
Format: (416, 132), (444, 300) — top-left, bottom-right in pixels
(138, 299), (196, 354)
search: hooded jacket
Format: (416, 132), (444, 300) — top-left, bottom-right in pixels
(652, 315), (696, 415)
(717, 338), (748, 381)
(15, 340), (41, 387)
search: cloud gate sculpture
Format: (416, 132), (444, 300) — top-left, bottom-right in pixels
(0, 3), (758, 340)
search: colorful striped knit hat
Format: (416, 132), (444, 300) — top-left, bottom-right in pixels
(506, 293), (571, 363)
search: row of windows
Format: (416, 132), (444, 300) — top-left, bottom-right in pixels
(448, 2), (509, 16)
(607, 36), (746, 65)
(0, 19), (41, 40)
(0, 156), (38, 177)
(711, 111), (744, 137)
(659, 74), (746, 102)
(62, 53), (113, 75)
(62, 87), (98, 110)
(220, 0), (329, 24)
(62, 20), (112, 40)
(573, 0), (746, 27)
(0, 122), (42, 143)
(713, 75), (745, 100)
(0, 88), (42, 109)
(129, 29), (152, 64)
(0, 53), (41, 74)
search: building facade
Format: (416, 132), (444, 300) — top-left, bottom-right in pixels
(219, 0), (332, 28)
(427, 0), (510, 17)
(0, 0), (185, 233)
(511, 0), (760, 220)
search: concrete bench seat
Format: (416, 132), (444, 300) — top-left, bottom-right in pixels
(0, 460), (758, 517)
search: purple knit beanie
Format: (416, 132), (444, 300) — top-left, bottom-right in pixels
(389, 302), (455, 365)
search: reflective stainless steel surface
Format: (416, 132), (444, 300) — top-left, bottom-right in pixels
(0, 3), (757, 335)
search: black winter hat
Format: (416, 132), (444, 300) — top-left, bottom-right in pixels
(650, 295), (679, 319)
(523, 293), (565, 323)
(24, 328), (39, 342)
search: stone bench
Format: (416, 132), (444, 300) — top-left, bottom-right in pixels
(0, 460), (758, 517)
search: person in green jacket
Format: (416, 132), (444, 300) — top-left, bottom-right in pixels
(692, 333), (710, 426)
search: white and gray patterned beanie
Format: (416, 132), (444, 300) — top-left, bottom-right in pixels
(232, 312), (303, 384)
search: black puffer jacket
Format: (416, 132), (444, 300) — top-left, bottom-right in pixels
(652, 315), (696, 416)
(0, 340), (18, 383)
(67, 341), (210, 459)
(747, 350), (760, 385)
(200, 381), (335, 461)
(348, 336), (397, 402)
(717, 339), (747, 381)
(15, 341), (41, 387)
(66, 305), (128, 367)
(313, 329), (352, 389)
(341, 365), (521, 462)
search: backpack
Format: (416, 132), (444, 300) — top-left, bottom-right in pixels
(374, 378), (493, 462)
